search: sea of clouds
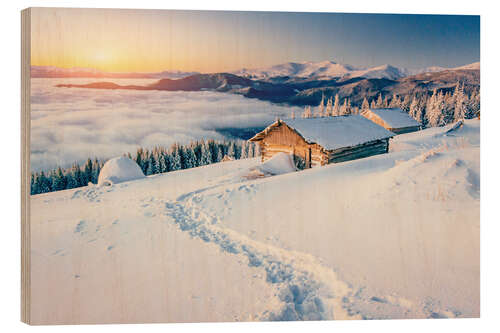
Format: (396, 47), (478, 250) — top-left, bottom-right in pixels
(30, 78), (301, 171)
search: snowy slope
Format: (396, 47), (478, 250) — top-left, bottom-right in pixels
(30, 120), (479, 323)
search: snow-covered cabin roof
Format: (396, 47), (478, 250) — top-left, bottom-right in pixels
(250, 115), (395, 151)
(364, 108), (420, 129)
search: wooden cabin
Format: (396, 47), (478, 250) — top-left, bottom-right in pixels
(361, 108), (421, 134)
(249, 115), (395, 169)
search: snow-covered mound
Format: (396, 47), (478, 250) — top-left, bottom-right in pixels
(97, 156), (145, 186)
(256, 152), (296, 175)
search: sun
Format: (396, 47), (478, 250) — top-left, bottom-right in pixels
(89, 50), (114, 70)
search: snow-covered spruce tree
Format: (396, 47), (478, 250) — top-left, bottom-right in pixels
(370, 100), (376, 109)
(227, 142), (236, 159)
(333, 94), (340, 116)
(83, 158), (93, 185)
(325, 96), (333, 116)
(183, 146), (197, 169)
(426, 89), (444, 127)
(454, 82), (466, 122)
(135, 148), (144, 173)
(302, 105), (312, 118)
(383, 95), (389, 108)
(467, 87), (480, 118)
(340, 98), (351, 115)
(145, 158), (154, 176)
(30, 174), (37, 195)
(317, 95), (325, 117)
(35, 171), (51, 193)
(216, 145), (224, 161)
(240, 141), (248, 159)
(409, 95), (421, 123)
(375, 93), (383, 108)
(361, 97), (370, 113)
(199, 143), (212, 166)
(170, 147), (182, 171)
(65, 167), (78, 189)
(389, 94), (400, 108)
(52, 167), (67, 191)
(158, 152), (167, 173)
(401, 94), (412, 112)
(92, 159), (102, 184)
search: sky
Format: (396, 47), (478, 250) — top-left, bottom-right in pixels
(30, 8), (480, 73)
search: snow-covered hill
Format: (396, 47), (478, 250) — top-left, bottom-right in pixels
(233, 61), (356, 79)
(30, 120), (480, 324)
(233, 60), (477, 80)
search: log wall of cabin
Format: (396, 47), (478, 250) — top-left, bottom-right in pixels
(327, 139), (389, 163)
(257, 123), (328, 168)
(388, 126), (421, 135)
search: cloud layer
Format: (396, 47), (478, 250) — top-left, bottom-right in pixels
(31, 78), (300, 171)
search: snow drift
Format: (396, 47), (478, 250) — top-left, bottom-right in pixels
(256, 152), (296, 175)
(97, 156), (145, 186)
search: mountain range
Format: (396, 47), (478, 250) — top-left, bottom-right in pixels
(50, 60), (480, 106)
(31, 66), (198, 79)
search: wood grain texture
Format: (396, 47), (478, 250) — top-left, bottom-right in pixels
(21, 7), (31, 325)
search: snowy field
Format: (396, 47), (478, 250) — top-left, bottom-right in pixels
(30, 78), (301, 171)
(30, 120), (479, 324)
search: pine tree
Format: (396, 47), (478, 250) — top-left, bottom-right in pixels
(370, 100), (376, 109)
(53, 167), (67, 191)
(361, 97), (370, 113)
(92, 159), (101, 184)
(302, 105), (313, 118)
(240, 142), (248, 159)
(227, 142), (236, 159)
(383, 95), (389, 108)
(401, 94), (412, 112)
(317, 95), (325, 117)
(454, 82), (466, 122)
(217, 145), (224, 161)
(409, 96), (421, 122)
(30, 173), (36, 195)
(389, 94), (400, 108)
(184, 146), (197, 169)
(375, 93), (383, 108)
(83, 158), (93, 185)
(199, 143), (212, 165)
(333, 94), (340, 116)
(340, 99), (348, 115)
(37, 171), (51, 193)
(170, 148), (182, 171)
(135, 149), (144, 172)
(325, 96), (333, 116)
(145, 153), (157, 175)
(426, 89), (443, 127)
